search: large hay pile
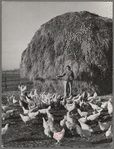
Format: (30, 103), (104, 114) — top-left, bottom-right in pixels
(20, 11), (112, 95)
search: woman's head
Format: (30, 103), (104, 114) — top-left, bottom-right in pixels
(66, 65), (71, 70)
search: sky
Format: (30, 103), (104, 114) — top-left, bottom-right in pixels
(2, 1), (113, 70)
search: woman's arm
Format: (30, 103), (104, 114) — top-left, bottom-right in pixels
(57, 72), (66, 78)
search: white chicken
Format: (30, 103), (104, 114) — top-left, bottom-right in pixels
(105, 125), (113, 139)
(47, 117), (57, 133)
(2, 104), (12, 112)
(101, 101), (108, 109)
(89, 102), (103, 111)
(79, 116), (87, 123)
(93, 92), (98, 98)
(53, 128), (65, 145)
(2, 112), (10, 121)
(42, 117), (52, 138)
(64, 101), (76, 112)
(39, 106), (51, 114)
(66, 112), (74, 124)
(28, 110), (39, 118)
(78, 119), (93, 132)
(52, 93), (58, 103)
(6, 109), (16, 116)
(76, 124), (91, 138)
(107, 100), (113, 115)
(22, 106), (29, 115)
(47, 110), (54, 122)
(19, 114), (32, 124)
(60, 115), (67, 127)
(2, 124), (9, 135)
(65, 120), (76, 132)
(12, 95), (18, 104)
(98, 121), (110, 131)
(87, 111), (101, 121)
(77, 109), (88, 117)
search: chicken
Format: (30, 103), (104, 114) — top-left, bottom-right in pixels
(18, 85), (27, 95)
(93, 92), (97, 98)
(47, 110), (54, 122)
(87, 92), (91, 98)
(64, 101), (76, 112)
(76, 124), (91, 139)
(47, 117), (57, 133)
(66, 112), (74, 124)
(42, 117), (52, 138)
(73, 95), (81, 104)
(6, 109), (17, 116)
(87, 92), (97, 101)
(39, 106), (51, 114)
(19, 99), (29, 110)
(89, 102), (103, 111)
(65, 120), (76, 131)
(2, 112), (10, 121)
(52, 93), (58, 103)
(107, 100), (113, 115)
(98, 121), (110, 131)
(12, 95), (18, 104)
(28, 110), (39, 118)
(19, 114), (32, 124)
(78, 119), (93, 132)
(105, 125), (113, 139)
(79, 116), (87, 123)
(87, 111), (101, 121)
(22, 106), (29, 115)
(2, 104), (12, 112)
(101, 102), (108, 109)
(60, 115), (67, 127)
(53, 128), (65, 145)
(2, 124), (9, 135)
(6, 96), (12, 105)
(77, 109), (88, 117)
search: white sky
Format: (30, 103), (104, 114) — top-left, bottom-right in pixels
(2, 1), (113, 70)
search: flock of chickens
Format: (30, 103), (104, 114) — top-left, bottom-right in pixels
(2, 84), (113, 146)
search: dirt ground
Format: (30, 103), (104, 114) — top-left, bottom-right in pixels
(2, 91), (113, 148)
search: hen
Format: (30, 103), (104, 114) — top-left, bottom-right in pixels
(53, 128), (65, 145)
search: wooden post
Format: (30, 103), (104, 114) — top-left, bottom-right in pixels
(5, 77), (7, 90)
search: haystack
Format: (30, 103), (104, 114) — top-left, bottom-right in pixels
(20, 11), (112, 95)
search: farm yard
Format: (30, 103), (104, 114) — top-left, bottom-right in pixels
(1, 10), (113, 148)
(2, 74), (113, 148)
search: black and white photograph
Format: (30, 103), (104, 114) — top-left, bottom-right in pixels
(2, 1), (113, 148)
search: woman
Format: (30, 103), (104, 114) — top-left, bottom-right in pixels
(56, 65), (74, 98)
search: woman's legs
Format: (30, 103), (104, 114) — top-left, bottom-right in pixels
(63, 81), (68, 97)
(68, 80), (73, 96)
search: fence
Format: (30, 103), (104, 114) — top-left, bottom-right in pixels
(2, 71), (33, 92)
